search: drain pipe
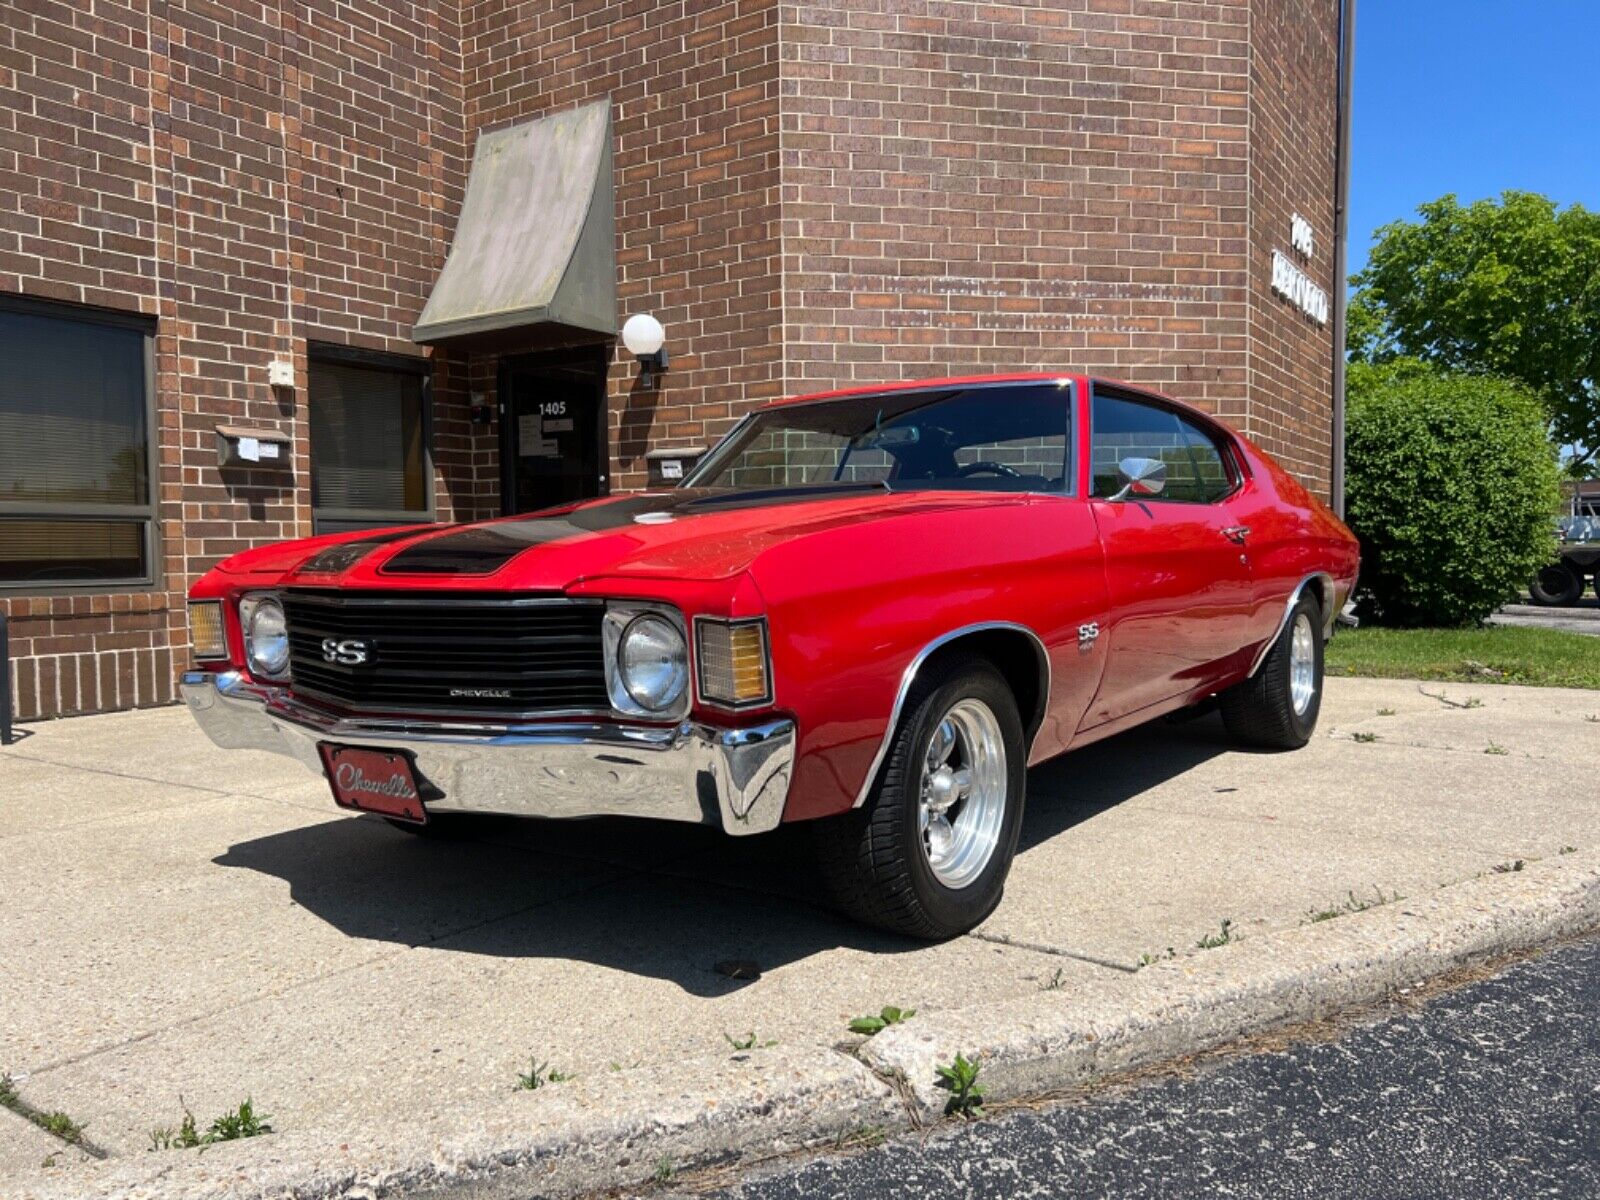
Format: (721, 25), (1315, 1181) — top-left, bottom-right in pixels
(0, 611), (12, 745)
(1330, 0), (1356, 517)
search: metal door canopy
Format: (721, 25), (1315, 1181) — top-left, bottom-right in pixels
(413, 99), (616, 347)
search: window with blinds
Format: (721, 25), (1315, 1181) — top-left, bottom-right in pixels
(308, 354), (432, 533)
(0, 301), (154, 587)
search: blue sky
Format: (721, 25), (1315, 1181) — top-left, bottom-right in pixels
(1349, 1), (1600, 277)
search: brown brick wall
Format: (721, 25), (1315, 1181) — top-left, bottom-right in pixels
(0, 0), (483, 720)
(1246, 0), (1338, 494)
(1, 0), (1339, 720)
(775, 0), (1256, 426)
(459, 0), (786, 491)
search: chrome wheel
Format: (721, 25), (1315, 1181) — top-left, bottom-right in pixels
(918, 698), (1007, 889)
(1289, 612), (1317, 716)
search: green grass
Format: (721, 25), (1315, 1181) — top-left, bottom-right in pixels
(1326, 625), (1600, 690)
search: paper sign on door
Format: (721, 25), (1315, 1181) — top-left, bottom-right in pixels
(518, 414), (559, 457)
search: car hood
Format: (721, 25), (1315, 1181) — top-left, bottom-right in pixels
(220, 488), (1024, 588)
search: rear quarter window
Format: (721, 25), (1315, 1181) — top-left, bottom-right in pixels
(1090, 390), (1237, 503)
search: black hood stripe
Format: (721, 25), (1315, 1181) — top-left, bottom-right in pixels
(381, 495), (682, 574)
(300, 527), (435, 574)
(378, 485), (892, 575)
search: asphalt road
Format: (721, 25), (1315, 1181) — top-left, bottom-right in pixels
(680, 935), (1600, 1199)
(1489, 599), (1600, 637)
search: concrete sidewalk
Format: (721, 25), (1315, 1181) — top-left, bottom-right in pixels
(1, 677), (1596, 1193)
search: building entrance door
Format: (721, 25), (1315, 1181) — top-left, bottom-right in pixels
(499, 346), (610, 515)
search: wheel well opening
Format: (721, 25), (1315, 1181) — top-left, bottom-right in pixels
(923, 628), (1048, 747)
(1305, 574), (1333, 630)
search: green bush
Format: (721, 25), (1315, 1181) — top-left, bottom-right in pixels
(1345, 364), (1560, 626)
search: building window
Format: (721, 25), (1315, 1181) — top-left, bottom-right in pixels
(308, 349), (432, 533)
(0, 299), (155, 588)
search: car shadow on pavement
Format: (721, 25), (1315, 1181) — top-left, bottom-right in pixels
(212, 714), (1235, 994)
(1017, 711), (1234, 853)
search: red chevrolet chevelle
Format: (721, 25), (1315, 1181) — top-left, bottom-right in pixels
(183, 376), (1358, 937)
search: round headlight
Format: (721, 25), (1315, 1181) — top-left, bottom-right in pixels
(618, 614), (688, 712)
(246, 597), (290, 678)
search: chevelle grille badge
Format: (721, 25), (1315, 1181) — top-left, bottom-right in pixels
(450, 687), (513, 700)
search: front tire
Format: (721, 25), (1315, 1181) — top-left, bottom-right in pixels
(1219, 591), (1324, 749)
(813, 656), (1026, 940)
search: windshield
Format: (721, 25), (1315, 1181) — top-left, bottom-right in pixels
(684, 382), (1073, 494)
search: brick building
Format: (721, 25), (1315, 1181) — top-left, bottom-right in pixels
(0, 0), (1352, 720)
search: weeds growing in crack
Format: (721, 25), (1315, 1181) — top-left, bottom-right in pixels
(149, 1099), (270, 1150)
(515, 1059), (574, 1091)
(934, 1053), (986, 1120)
(849, 1006), (915, 1036)
(1305, 887), (1403, 924)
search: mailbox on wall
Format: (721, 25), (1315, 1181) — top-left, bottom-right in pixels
(645, 446), (707, 488)
(215, 425), (293, 469)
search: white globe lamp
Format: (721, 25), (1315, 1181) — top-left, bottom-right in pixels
(622, 313), (668, 386)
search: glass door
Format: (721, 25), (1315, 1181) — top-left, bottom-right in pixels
(499, 346), (610, 514)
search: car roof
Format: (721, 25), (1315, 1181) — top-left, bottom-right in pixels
(762, 372), (1211, 422)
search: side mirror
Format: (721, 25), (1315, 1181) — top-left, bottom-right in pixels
(1110, 456), (1166, 501)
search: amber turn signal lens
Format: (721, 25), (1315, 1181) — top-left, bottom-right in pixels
(188, 600), (228, 661)
(696, 618), (772, 707)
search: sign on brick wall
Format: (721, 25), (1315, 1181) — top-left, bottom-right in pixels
(1271, 213), (1330, 325)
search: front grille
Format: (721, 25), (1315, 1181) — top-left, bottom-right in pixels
(282, 590), (609, 715)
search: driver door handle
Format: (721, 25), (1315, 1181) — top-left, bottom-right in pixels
(1222, 525), (1251, 544)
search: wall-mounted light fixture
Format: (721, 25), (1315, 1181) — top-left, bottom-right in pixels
(622, 313), (668, 387)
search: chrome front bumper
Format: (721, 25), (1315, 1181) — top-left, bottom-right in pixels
(180, 671), (795, 836)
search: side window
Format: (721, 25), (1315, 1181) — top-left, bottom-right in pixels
(1174, 415), (1236, 503)
(1090, 392), (1234, 503)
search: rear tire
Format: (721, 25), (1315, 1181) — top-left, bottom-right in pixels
(1219, 591), (1323, 750)
(1530, 563), (1583, 606)
(813, 656), (1026, 940)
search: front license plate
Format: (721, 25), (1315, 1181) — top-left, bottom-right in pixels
(319, 745), (427, 824)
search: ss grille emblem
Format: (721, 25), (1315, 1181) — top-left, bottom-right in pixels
(321, 637), (370, 666)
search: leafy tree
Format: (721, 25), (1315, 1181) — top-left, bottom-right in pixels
(1348, 192), (1600, 467)
(1345, 365), (1560, 627)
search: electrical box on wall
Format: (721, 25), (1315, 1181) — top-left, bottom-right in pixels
(645, 446), (707, 487)
(267, 360), (295, 389)
(215, 424), (292, 468)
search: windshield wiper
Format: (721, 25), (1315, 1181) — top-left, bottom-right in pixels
(680, 480), (892, 508)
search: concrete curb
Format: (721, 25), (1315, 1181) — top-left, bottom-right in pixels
(859, 848), (1600, 1117)
(9, 850), (1600, 1199)
(7, 1046), (900, 1200)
